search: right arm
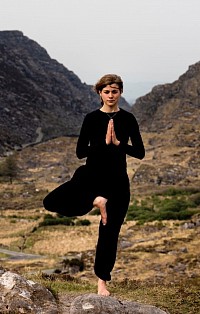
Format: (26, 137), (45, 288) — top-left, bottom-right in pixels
(76, 114), (90, 159)
(76, 113), (110, 160)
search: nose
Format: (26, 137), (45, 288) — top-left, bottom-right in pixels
(108, 92), (113, 98)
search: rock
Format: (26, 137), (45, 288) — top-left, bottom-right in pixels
(70, 293), (168, 314)
(179, 247), (188, 253)
(132, 163), (190, 186)
(0, 271), (58, 313)
(59, 253), (85, 274)
(118, 238), (133, 249)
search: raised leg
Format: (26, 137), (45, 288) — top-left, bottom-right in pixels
(93, 196), (108, 225)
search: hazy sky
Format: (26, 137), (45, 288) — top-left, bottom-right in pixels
(1, 0), (200, 101)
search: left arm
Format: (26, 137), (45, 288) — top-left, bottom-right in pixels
(112, 115), (145, 160)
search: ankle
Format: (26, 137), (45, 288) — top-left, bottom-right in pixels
(98, 279), (110, 296)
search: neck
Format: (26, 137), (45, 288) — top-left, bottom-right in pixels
(100, 105), (119, 113)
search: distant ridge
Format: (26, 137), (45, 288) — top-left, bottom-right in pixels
(0, 31), (130, 155)
(132, 61), (200, 135)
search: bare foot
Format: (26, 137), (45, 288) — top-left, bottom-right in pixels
(93, 196), (108, 225)
(98, 279), (110, 296)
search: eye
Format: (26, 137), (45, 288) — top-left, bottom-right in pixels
(112, 90), (119, 94)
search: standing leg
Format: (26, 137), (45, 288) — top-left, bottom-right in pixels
(94, 193), (129, 295)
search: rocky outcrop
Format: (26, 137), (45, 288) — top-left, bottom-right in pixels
(70, 293), (168, 314)
(0, 31), (129, 155)
(0, 270), (169, 314)
(132, 61), (200, 135)
(132, 163), (192, 186)
(0, 270), (58, 313)
(130, 62), (200, 188)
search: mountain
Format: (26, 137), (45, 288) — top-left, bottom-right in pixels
(0, 31), (130, 155)
(132, 62), (200, 136)
(131, 62), (200, 188)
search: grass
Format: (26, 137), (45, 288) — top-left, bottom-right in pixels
(32, 272), (95, 293)
(110, 278), (200, 314)
(26, 273), (200, 314)
(114, 278), (200, 314)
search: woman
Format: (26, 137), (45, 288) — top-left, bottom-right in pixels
(76, 74), (145, 296)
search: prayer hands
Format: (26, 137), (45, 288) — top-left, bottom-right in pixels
(106, 119), (120, 146)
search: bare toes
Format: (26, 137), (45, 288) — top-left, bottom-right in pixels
(98, 279), (110, 296)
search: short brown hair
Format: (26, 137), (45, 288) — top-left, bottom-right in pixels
(94, 74), (123, 94)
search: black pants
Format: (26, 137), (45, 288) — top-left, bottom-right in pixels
(94, 174), (130, 281)
(43, 167), (130, 281)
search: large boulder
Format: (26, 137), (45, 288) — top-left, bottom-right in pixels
(0, 270), (58, 313)
(70, 293), (168, 314)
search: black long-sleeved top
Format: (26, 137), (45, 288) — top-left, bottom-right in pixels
(76, 108), (145, 179)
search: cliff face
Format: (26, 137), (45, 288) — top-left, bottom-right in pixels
(130, 62), (200, 188)
(132, 62), (200, 137)
(0, 31), (129, 154)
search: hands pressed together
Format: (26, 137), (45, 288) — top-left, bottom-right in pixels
(93, 120), (120, 227)
(105, 119), (120, 146)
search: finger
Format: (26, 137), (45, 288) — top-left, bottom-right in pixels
(108, 119), (112, 129)
(111, 125), (115, 137)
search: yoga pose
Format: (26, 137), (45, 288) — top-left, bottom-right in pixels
(76, 74), (145, 296)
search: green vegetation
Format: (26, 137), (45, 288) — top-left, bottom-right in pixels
(75, 219), (91, 226)
(127, 187), (200, 224)
(38, 214), (76, 227)
(155, 187), (200, 196)
(7, 214), (41, 220)
(38, 214), (91, 228)
(27, 272), (95, 299)
(0, 154), (18, 183)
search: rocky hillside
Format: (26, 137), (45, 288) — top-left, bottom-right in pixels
(132, 61), (200, 136)
(131, 62), (200, 188)
(0, 31), (129, 155)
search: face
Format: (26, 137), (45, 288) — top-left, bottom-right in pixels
(99, 84), (121, 109)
